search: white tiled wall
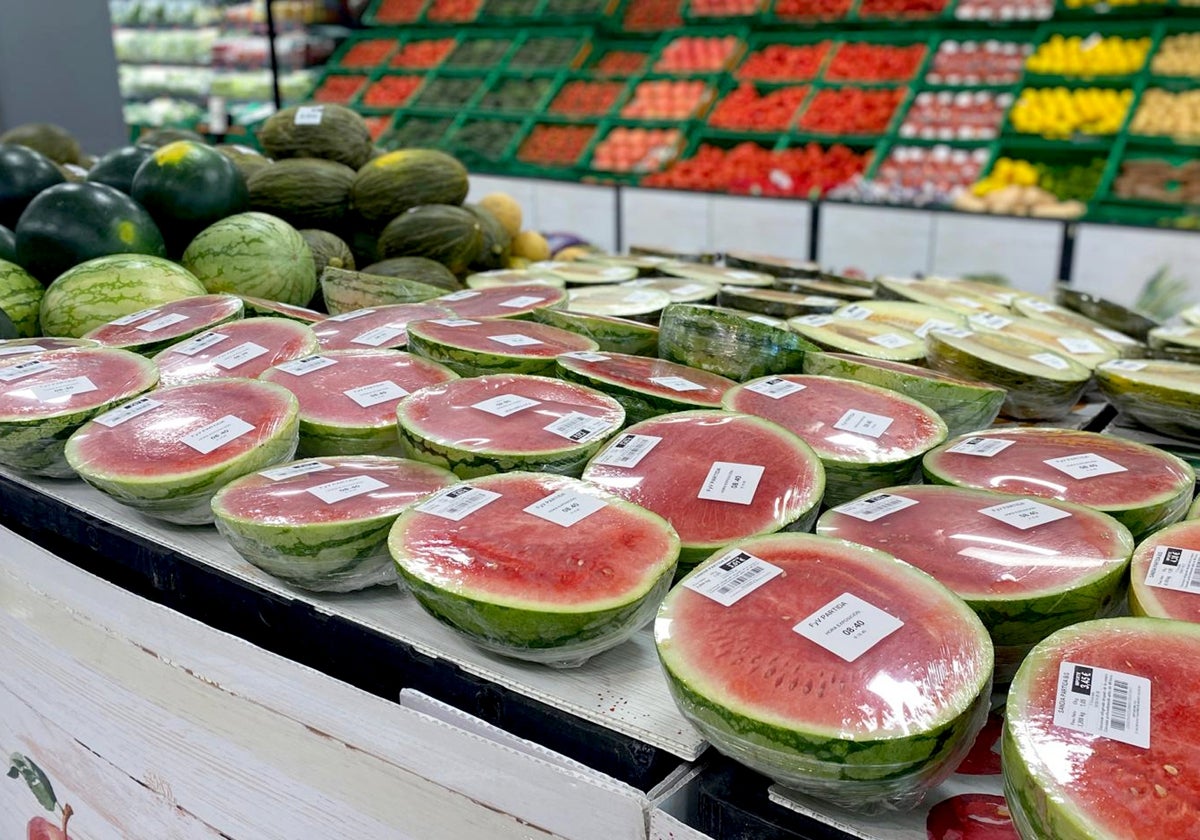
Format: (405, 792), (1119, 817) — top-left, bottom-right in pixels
(1073, 224), (1200, 307)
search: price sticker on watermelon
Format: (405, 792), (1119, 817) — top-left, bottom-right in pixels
(260, 460), (334, 481)
(1053, 662), (1151, 748)
(429, 319), (480, 328)
(914, 318), (959, 338)
(344, 380), (409, 408)
(833, 493), (918, 522)
(979, 499), (1071, 530)
(685, 548), (782, 607)
(1102, 359), (1147, 372)
(440, 290), (480, 302)
(326, 309), (376, 322)
(135, 313), (190, 333)
(276, 356), (337, 376)
(833, 409), (894, 439)
(110, 307), (159, 326)
(489, 334), (544, 347)
(523, 489), (607, 527)
(969, 313), (1012, 331)
(649, 376), (706, 392)
(868, 333), (914, 349)
(212, 342), (269, 370)
(1145, 545), (1200, 596)
(837, 304), (872, 321)
(697, 462), (764, 506)
(307, 475), (389, 505)
(499, 296), (545, 309)
(416, 485), (502, 521)
(352, 325), (407, 347)
(472, 394), (541, 417)
(560, 351), (610, 363)
(543, 412), (611, 443)
(794, 593), (904, 663)
(1043, 453), (1127, 480)
(1031, 352), (1070, 371)
(0, 344), (45, 356)
(1058, 337), (1104, 355)
(28, 376), (97, 403)
(744, 378), (805, 400)
(172, 332), (228, 356)
(946, 436), (1015, 457)
(0, 359), (55, 382)
(93, 396), (162, 428)
(181, 414), (255, 455)
(591, 433), (660, 468)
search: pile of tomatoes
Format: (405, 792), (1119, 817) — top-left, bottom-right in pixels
(549, 80), (626, 116)
(708, 84), (809, 131)
(621, 80), (712, 119)
(340, 39), (397, 68)
(518, 124), (597, 166)
(655, 36), (741, 72)
(643, 141), (870, 196)
(798, 87), (906, 134)
(825, 43), (926, 82)
(390, 39), (456, 69)
(361, 75), (424, 108)
(736, 42), (831, 81)
(590, 127), (683, 172)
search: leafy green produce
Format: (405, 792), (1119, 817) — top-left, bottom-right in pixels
(510, 37), (582, 68)
(478, 77), (554, 112)
(448, 120), (523, 161)
(414, 77), (487, 109)
(387, 116), (453, 149)
(446, 38), (512, 67)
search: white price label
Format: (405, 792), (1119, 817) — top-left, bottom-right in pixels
(326, 309), (376, 322)
(794, 315), (834, 327)
(670, 283), (708, 296)
(276, 355), (337, 376)
(684, 548), (782, 607)
(499, 296), (545, 309)
(212, 342), (269, 370)
(489, 333), (543, 347)
(173, 332), (229, 356)
(560, 351), (610, 363)
(1059, 337), (1105, 355)
(523, 489), (607, 527)
(697, 461), (764, 506)
(979, 499), (1072, 530)
(1053, 662), (1151, 749)
(1044, 452), (1127, 480)
(181, 414), (254, 455)
(0, 344), (45, 356)
(1145, 545), (1200, 596)
(838, 304), (873, 321)
(93, 396), (162, 428)
(746, 315), (780, 326)
(915, 318), (959, 338)
(649, 375), (706, 392)
(294, 105), (324, 125)
(472, 393), (541, 417)
(591, 433), (660, 468)
(416, 485), (501, 521)
(429, 319), (480, 327)
(352, 325), (406, 347)
(1102, 359), (1147, 372)
(29, 376), (97, 402)
(948, 296), (984, 310)
(833, 409), (894, 439)
(946, 436), (1015, 457)
(135, 312), (190, 333)
(1031, 352), (1070, 370)
(1095, 328), (1138, 346)
(343, 380), (409, 408)
(931, 327), (975, 339)
(0, 360), (54, 382)
(970, 313), (1012, 330)
(543, 412), (611, 443)
(744, 377), (805, 399)
(440, 290), (480, 302)
(307, 475), (389, 504)
(624, 291), (661, 305)
(1022, 299), (1056, 313)
(259, 460), (334, 481)
(794, 592), (904, 663)
(110, 307), (159, 326)
(832, 493), (919, 522)
(868, 332), (914, 349)
(801, 296), (839, 305)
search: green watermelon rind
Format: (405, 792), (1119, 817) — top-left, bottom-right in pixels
(64, 380), (301, 525)
(1128, 520), (1200, 619)
(1191, 496), (1200, 519)
(1095, 361), (1200, 440)
(659, 303), (817, 382)
(555, 355), (732, 425)
(181, 212), (317, 308)
(0, 259), (44, 337)
(406, 322), (598, 379)
(530, 307), (659, 356)
(319, 266), (445, 316)
(802, 352), (1005, 438)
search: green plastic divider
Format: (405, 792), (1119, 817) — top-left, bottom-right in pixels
(1021, 19), (1159, 85)
(362, 0), (433, 26)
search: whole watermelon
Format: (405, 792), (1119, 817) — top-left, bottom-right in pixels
(0, 143), (66, 228)
(132, 141), (248, 256)
(15, 182), (167, 283)
(182, 212), (316, 306)
(40, 254), (206, 338)
(0, 259), (45, 336)
(87, 145), (155, 195)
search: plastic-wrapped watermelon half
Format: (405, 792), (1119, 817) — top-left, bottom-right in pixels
(389, 471), (679, 667)
(83, 293), (244, 357)
(1128, 519), (1200, 622)
(530, 307), (659, 356)
(528, 260), (637, 285)
(802, 351), (1005, 438)
(1146, 325), (1200, 364)
(716, 287), (842, 319)
(1192, 495), (1200, 519)
(786, 315), (925, 364)
(659, 304), (817, 382)
(566, 286), (672, 322)
(656, 533), (993, 812)
(64, 378), (300, 525)
(260, 349), (458, 457)
(723, 374), (948, 506)
(237, 295), (325, 324)
(0, 337), (98, 357)
(310, 303), (454, 351)
(625, 277), (719, 304)
(1095, 358), (1200, 439)
(1011, 297), (1145, 359)
(963, 312), (1121, 371)
(876, 276), (1011, 315)
(397, 373), (625, 478)
(212, 455), (458, 592)
(406, 317), (598, 377)
(556, 351), (736, 425)
(153, 317), (319, 386)
(582, 410), (825, 568)
(0, 347), (158, 477)
(465, 269), (565, 290)
(433, 284), (567, 320)
(831, 300), (969, 337)
(926, 328), (1091, 421)
(1003, 618), (1200, 839)
(817, 484), (1133, 682)
(660, 261), (774, 288)
(723, 250), (817, 277)
(922, 427), (1195, 540)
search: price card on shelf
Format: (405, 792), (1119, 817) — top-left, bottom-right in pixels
(591, 433), (660, 468)
(416, 485), (501, 521)
(684, 548), (782, 607)
(794, 592), (904, 663)
(1053, 662), (1151, 748)
(181, 415), (255, 455)
(697, 462), (764, 506)
(523, 489), (607, 527)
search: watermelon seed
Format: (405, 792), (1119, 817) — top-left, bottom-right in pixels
(997, 805), (1010, 818)
(1155, 784), (1169, 798)
(1165, 765), (1180, 776)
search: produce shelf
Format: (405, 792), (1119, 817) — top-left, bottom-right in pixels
(1021, 20), (1159, 85)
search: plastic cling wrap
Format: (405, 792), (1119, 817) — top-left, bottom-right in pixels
(310, 303), (454, 351)
(83, 294), (245, 357)
(405, 317), (598, 377)
(388, 471), (680, 668)
(817, 484), (1134, 683)
(212, 455), (458, 592)
(1128, 519), (1200, 623)
(152, 317), (320, 387)
(656, 533), (993, 813)
(716, 287), (843, 319)
(658, 303), (817, 382)
(1095, 358), (1200, 440)
(432, 284), (567, 320)
(565, 286), (672, 321)
(1003, 618), (1200, 840)
(64, 378), (300, 525)
(582, 410), (824, 567)
(0, 348), (159, 477)
(530, 307), (659, 357)
(786, 316), (926, 364)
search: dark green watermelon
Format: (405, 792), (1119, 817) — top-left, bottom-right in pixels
(0, 143), (66, 229)
(15, 182), (167, 283)
(87, 145), (155, 195)
(0, 225), (15, 263)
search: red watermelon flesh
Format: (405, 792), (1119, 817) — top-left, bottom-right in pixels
(0, 348), (157, 420)
(238, 295), (326, 323)
(0, 338), (99, 357)
(957, 712), (1005, 776)
(407, 318), (597, 359)
(312, 303), (454, 351)
(556, 351), (736, 407)
(582, 411), (824, 560)
(84, 294), (244, 350)
(1129, 519), (1200, 622)
(153, 317), (319, 387)
(926, 794), (1017, 839)
(435, 285), (567, 320)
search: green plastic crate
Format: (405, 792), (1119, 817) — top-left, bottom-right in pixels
(362, 0), (433, 26)
(1021, 20), (1158, 85)
(444, 112), (530, 170)
(409, 69), (495, 112)
(506, 29), (594, 70)
(383, 109), (460, 149)
(734, 32), (837, 84)
(1104, 143), (1200, 206)
(475, 71), (567, 116)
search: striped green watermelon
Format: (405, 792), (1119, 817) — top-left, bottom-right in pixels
(406, 317), (598, 377)
(212, 455), (458, 592)
(530, 307), (659, 356)
(0, 347), (159, 477)
(0, 258), (44, 337)
(388, 471), (680, 667)
(182, 212), (316, 307)
(659, 304), (817, 382)
(83, 293), (244, 357)
(39, 254), (207, 338)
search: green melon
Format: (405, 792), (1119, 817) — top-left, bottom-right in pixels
(361, 257), (460, 292)
(248, 158), (356, 231)
(320, 267), (445, 315)
(0, 260), (44, 337)
(659, 304), (817, 382)
(182, 212), (316, 307)
(377, 205), (483, 275)
(259, 104), (373, 171)
(351, 149), (470, 229)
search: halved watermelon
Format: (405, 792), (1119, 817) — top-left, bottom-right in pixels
(716, 287), (842, 319)
(1095, 358), (1200, 439)
(1003, 618), (1200, 839)
(1128, 519), (1200, 622)
(922, 428), (1194, 540)
(153, 317), (319, 387)
(787, 315), (925, 363)
(567, 286), (672, 322)
(832, 300), (968, 337)
(212, 455), (458, 592)
(83, 293), (244, 357)
(723, 374), (948, 506)
(0, 338), (98, 357)
(582, 410), (824, 567)
(389, 471), (679, 667)
(238, 295), (326, 324)
(260, 349), (458, 457)
(396, 374), (625, 478)
(802, 351), (1005, 437)
(406, 317), (598, 377)
(659, 304), (817, 382)
(876, 277), (1010, 315)
(434, 285), (567, 320)
(777, 276), (875, 301)
(556, 351), (736, 425)
(1012, 297), (1144, 358)
(817, 484), (1133, 681)
(0, 347), (158, 477)
(310, 303), (454, 352)
(624, 277), (719, 304)
(529, 261), (638, 285)
(65, 378), (300, 524)
(965, 313), (1121, 371)
(657, 533), (992, 810)
(465, 269), (564, 290)
(723, 250), (818, 277)
(530, 307), (659, 356)
(660, 262), (774, 288)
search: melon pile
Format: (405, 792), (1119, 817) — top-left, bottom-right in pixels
(3, 116), (1200, 828)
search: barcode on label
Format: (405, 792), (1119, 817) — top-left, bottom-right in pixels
(93, 396), (162, 427)
(276, 355), (337, 376)
(684, 548), (783, 607)
(591, 433), (660, 468)
(173, 332), (228, 356)
(543, 411), (611, 443)
(838, 305), (872, 321)
(833, 493), (919, 522)
(1110, 679), (1130, 731)
(744, 377), (805, 399)
(259, 460), (334, 481)
(946, 436), (1015, 457)
(1145, 545), (1200, 596)
(415, 485), (501, 521)
(0, 360), (54, 382)
(1053, 662), (1151, 748)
